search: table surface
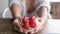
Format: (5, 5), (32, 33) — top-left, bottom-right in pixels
(0, 19), (60, 34)
(42, 19), (60, 34)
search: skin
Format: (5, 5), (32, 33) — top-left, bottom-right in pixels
(10, 0), (48, 34)
(10, 4), (21, 18)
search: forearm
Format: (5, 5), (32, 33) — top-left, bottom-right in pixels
(37, 7), (48, 19)
(37, 7), (48, 26)
(10, 4), (22, 18)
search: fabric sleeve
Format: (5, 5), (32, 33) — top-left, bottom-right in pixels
(35, 0), (51, 12)
(8, 0), (23, 10)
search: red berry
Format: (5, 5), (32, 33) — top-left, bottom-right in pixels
(29, 16), (36, 28)
(29, 16), (35, 20)
(23, 22), (30, 30)
(22, 16), (29, 23)
(22, 16), (30, 30)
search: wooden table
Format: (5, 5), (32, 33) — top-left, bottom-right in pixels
(0, 19), (19, 34)
(0, 19), (60, 34)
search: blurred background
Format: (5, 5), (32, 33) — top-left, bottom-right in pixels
(0, 0), (60, 34)
(0, 0), (60, 19)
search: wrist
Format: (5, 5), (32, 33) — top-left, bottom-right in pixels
(13, 17), (23, 21)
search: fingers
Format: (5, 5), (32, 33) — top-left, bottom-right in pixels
(19, 26), (23, 32)
(24, 32), (28, 34)
(33, 28), (38, 33)
(33, 24), (40, 33)
(13, 18), (20, 27)
(30, 31), (34, 34)
(14, 22), (23, 32)
(15, 22), (23, 32)
(13, 18), (24, 32)
(22, 28), (28, 34)
(36, 17), (42, 20)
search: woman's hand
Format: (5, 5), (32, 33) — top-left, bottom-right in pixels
(12, 17), (35, 34)
(13, 17), (28, 34)
(33, 18), (47, 34)
(13, 17), (23, 32)
(12, 17), (46, 34)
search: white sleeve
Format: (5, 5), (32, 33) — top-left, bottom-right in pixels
(8, 0), (23, 10)
(36, 0), (51, 12)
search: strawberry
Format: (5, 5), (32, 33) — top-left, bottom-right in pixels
(22, 16), (29, 23)
(29, 16), (36, 28)
(22, 16), (30, 30)
(23, 22), (30, 30)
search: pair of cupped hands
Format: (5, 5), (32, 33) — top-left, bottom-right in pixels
(13, 16), (45, 34)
